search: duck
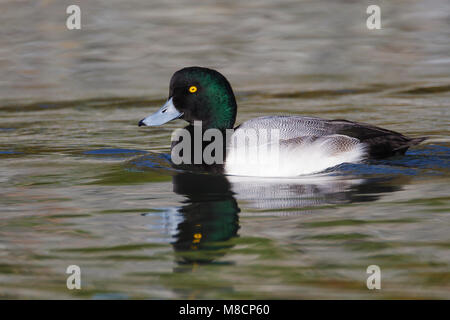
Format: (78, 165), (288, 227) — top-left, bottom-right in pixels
(138, 67), (426, 177)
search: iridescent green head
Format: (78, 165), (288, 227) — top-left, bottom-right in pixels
(139, 67), (237, 130)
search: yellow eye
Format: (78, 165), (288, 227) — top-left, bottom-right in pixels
(189, 86), (197, 93)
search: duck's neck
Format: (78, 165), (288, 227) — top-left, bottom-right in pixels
(203, 87), (237, 130)
(172, 124), (228, 174)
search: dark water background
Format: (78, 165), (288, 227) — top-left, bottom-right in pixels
(0, 0), (449, 299)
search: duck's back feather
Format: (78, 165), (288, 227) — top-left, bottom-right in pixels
(235, 116), (426, 158)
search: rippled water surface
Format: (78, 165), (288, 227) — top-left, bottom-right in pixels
(0, 0), (449, 299)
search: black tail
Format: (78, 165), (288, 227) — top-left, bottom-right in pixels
(368, 136), (427, 158)
(392, 136), (428, 154)
(405, 137), (428, 147)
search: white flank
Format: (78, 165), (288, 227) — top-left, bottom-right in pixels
(224, 132), (367, 177)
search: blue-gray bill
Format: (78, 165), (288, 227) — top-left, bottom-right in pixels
(138, 97), (183, 126)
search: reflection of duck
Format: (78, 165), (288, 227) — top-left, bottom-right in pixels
(229, 174), (405, 213)
(159, 168), (405, 267)
(171, 172), (240, 265)
(138, 67), (426, 177)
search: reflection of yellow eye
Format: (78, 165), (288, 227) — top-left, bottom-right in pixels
(192, 233), (202, 243)
(189, 86), (197, 93)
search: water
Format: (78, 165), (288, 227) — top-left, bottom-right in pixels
(0, 0), (449, 299)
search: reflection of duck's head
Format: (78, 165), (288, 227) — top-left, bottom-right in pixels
(171, 172), (240, 265)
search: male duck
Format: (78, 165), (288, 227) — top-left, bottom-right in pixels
(139, 67), (426, 177)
